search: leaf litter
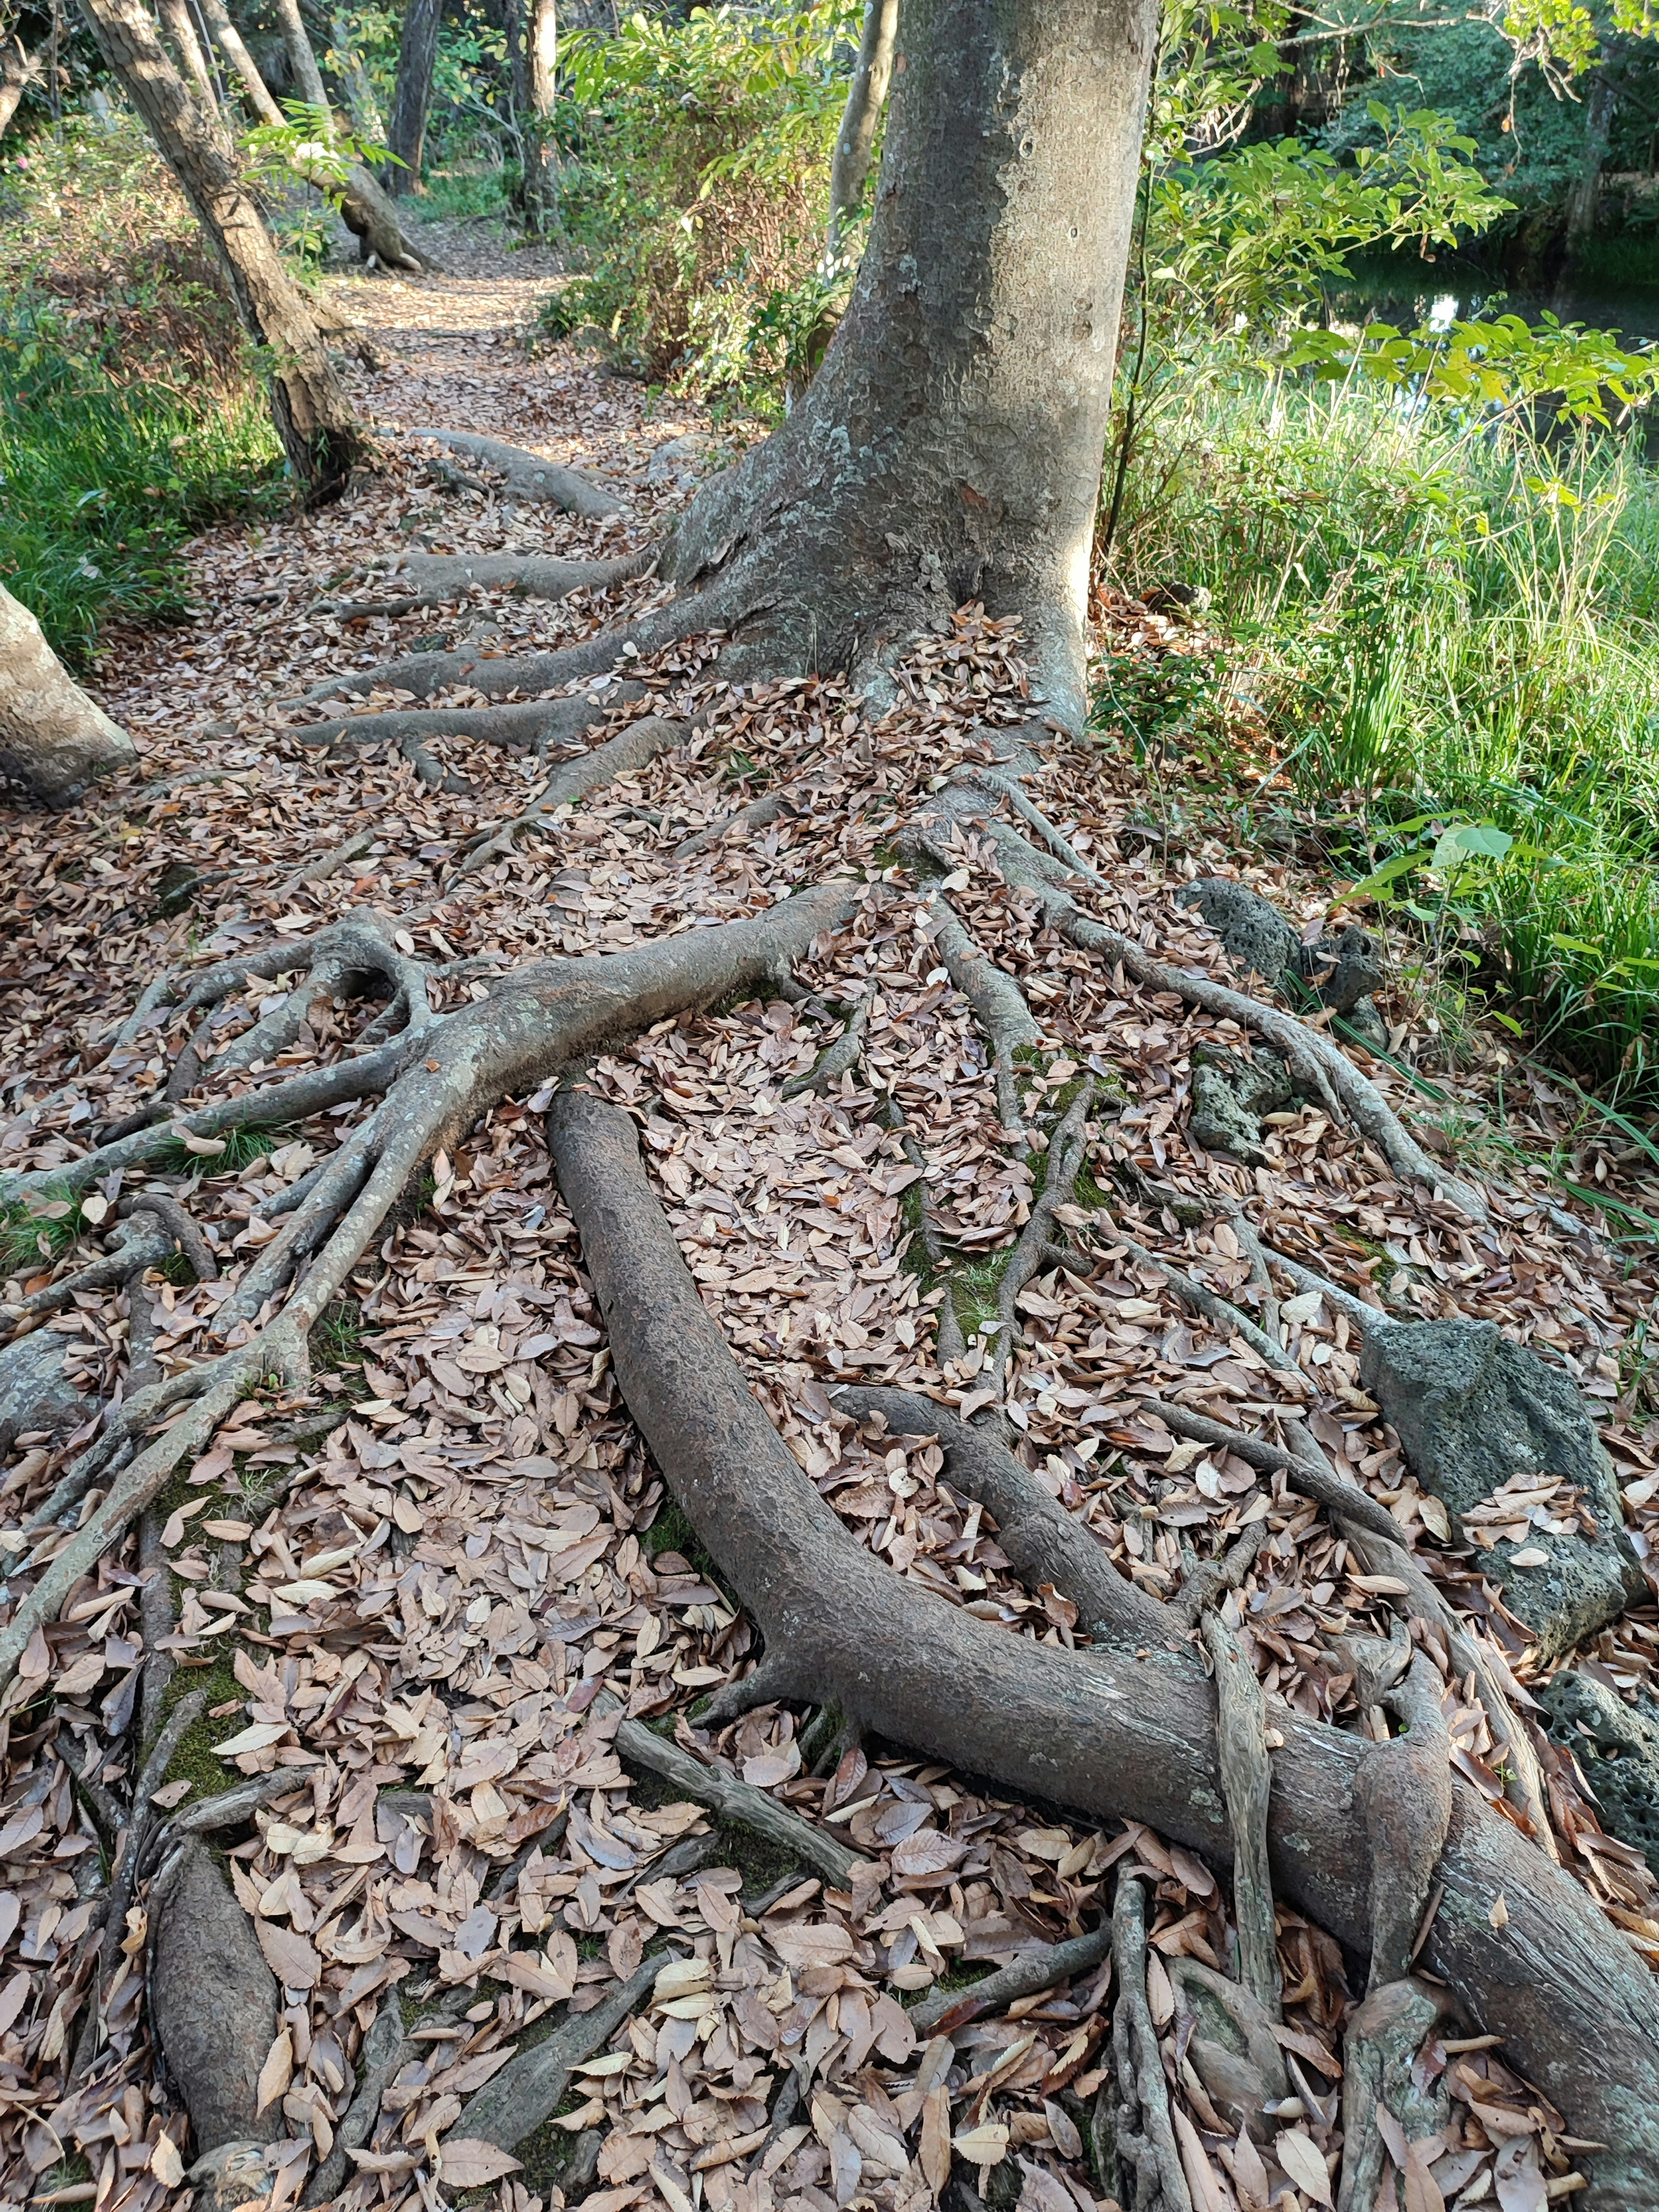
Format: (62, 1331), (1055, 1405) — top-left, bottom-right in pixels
(0, 268), (1656, 2212)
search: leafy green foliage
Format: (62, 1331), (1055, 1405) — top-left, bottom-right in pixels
(1150, 107), (1510, 331)
(0, 116), (283, 661)
(0, 308), (283, 661)
(1287, 310), (1659, 425)
(543, 3), (858, 401)
(1108, 374), (1659, 1099)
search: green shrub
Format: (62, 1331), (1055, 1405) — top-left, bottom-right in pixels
(0, 115), (284, 661)
(542, 3), (858, 404)
(1106, 372), (1659, 1102)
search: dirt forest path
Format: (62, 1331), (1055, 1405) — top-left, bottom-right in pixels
(95, 226), (722, 751)
(5, 226), (1659, 2212)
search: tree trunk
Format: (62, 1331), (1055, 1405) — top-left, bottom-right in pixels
(0, 37), (42, 138)
(825, 0), (896, 267)
(1561, 64), (1617, 285)
(517, 0), (559, 232)
(385, 0), (439, 193)
(503, 0), (557, 232)
(0, 583), (136, 806)
(156, 0), (219, 111)
(270, 0), (329, 112)
(194, 0), (284, 125)
(661, 0), (1157, 730)
(73, 0), (363, 499)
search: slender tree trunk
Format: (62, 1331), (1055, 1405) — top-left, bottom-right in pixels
(155, 0), (219, 109)
(1561, 64), (1617, 285)
(270, 0), (330, 112)
(385, 0), (439, 193)
(524, 0), (558, 231)
(73, 0), (363, 498)
(503, 0), (557, 232)
(824, 0), (896, 267)
(0, 584), (136, 806)
(664, 0), (1157, 730)
(194, 0), (284, 124)
(0, 37), (41, 137)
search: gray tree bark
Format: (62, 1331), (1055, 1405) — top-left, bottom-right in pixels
(156, 0), (220, 111)
(270, 0), (328, 111)
(661, 0), (1157, 731)
(385, 0), (440, 192)
(72, 0), (364, 496)
(825, 0), (896, 266)
(0, 36), (42, 137)
(0, 583), (136, 806)
(193, 0), (284, 124)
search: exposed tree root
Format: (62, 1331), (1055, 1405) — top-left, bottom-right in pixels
(459, 1952), (668, 2149)
(545, 1087), (1659, 2193)
(922, 770), (1488, 1221)
(0, 887), (857, 1695)
(830, 1384), (1173, 1651)
(591, 1687), (862, 1888)
(295, 597), (701, 704)
(451, 712), (688, 876)
(407, 429), (630, 518)
(1198, 1601), (1280, 2018)
(908, 1923), (1111, 2035)
(285, 686), (644, 783)
(1110, 1872), (1193, 2212)
(310, 547), (648, 620)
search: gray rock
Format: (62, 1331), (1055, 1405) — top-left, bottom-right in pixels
(1300, 922), (1384, 1013)
(1188, 1042), (1295, 1166)
(1344, 996), (1389, 1050)
(647, 431), (727, 488)
(1360, 1319), (1642, 1659)
(1538, 1670), (1659, 1876)
(1173, 879), (1298, 980)
(0, 1326), (83, 1449)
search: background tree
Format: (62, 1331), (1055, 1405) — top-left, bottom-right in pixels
(384, 0), (438, 191)
(824, 0), (896, 264)
(73, 0), (363, 496)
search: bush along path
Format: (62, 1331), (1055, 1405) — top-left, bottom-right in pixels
(6, 132), (1659, 2212)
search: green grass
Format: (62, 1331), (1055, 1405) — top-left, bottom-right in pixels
(0, 305), (285, 664)
(1105, 370), (1659, 1109)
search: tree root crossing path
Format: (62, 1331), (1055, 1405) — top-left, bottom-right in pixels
(3, 263), (1659, 2212)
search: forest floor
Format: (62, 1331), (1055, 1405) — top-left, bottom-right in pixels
(2, 242), (1659, 2212)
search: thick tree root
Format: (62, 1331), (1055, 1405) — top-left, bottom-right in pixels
(0, 887), (857, 1697)
(294, 596), (701, 705)
(1110, 1873), (1193, 2212)
(407, 429), (630, 518)
(285, 686), (645, 786)
(451, 712), (687, 876)
(149, 1836), (279, 2157)
(459, 1952), (667, 2148)
(1335, 1978), (1449, 2212)
(310, 547), (648, 620)
(545, 1087), (1659, 2201)
(831, 1384), (1172, 1652)
(1198, 1603), (1280, 2018)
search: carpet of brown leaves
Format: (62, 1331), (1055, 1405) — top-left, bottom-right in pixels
(0, 261), (1656, 2212)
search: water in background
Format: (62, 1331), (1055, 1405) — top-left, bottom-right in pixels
(1325, 253), (1659, 345)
